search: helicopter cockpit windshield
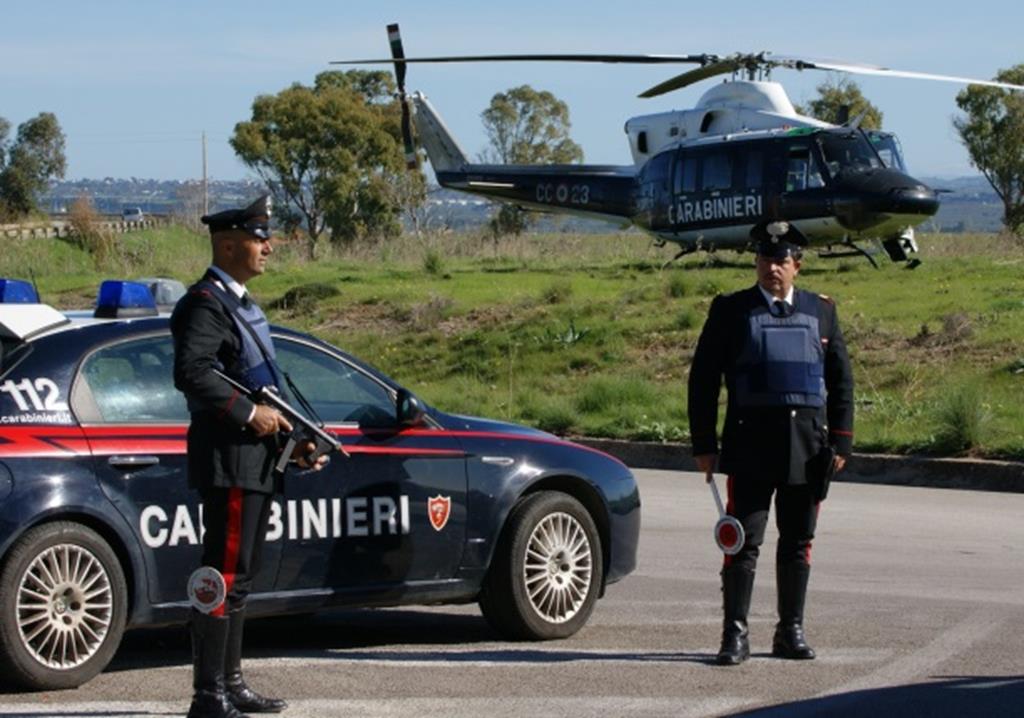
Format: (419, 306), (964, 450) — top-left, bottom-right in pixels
(817, 131), (884, 179)
(866, 130), (908, 171)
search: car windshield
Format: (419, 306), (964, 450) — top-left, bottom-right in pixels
(817, 131), (883, 178)
(0, 337), (30, 378)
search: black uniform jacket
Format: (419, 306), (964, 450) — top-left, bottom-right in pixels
(688, 285), (854, 485)
(171, 272), (279, 493)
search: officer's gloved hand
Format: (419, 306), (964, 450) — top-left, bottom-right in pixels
(292, 438), (329, 471)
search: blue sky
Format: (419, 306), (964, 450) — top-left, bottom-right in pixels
(2, 1), (1021, 181)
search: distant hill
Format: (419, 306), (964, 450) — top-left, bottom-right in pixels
(41, 178), (266, 216)
(918, 176), (1005, 233)
(41, 175), (1007, 234)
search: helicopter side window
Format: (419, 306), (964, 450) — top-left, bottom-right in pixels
(642, 152), (672, 189)
(673, 154), (697, 194)
(786, 146), (825, 191)
(701, 154), (732, 191)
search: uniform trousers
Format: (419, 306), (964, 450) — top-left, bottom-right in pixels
(199, 486), (273, 616)
(723, 476), (820, 572)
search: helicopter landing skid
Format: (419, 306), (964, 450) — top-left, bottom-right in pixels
(818, 242), (879, 268)
(662, 244), (698, 268)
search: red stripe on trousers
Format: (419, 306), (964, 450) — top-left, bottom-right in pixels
(806, 500), (822, 565)
(213, 488), (243, 617)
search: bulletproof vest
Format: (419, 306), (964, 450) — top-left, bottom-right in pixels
(732, 291), (825, 408)
(198, 279), (281, 393)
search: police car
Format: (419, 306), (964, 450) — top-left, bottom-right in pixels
(0, 278), (641, 690)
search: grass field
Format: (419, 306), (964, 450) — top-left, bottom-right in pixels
(3, 225), (1022, 459)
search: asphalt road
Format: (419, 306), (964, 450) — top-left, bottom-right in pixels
(3, 469), (1022, 717)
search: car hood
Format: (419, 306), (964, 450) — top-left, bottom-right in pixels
(434, 411), (558, 440)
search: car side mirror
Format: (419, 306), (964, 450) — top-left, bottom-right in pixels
(396, 388), (426, 427)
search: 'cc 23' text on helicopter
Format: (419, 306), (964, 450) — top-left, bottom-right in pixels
(335, 25), (1024, 266)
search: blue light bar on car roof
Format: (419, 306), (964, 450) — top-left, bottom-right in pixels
(0, 278), (40, 304)
(94, 280), (159, 319)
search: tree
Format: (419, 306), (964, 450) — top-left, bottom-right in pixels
(954, 64), (1024, 237)
(231, 70), (425, 258)
(795, 76), (883, 130)
(480, 86), (584, 237)
(0, 112), (67, 220)
(0, 118), (9, 169)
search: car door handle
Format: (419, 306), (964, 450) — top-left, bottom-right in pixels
(107, 455), (160, 470)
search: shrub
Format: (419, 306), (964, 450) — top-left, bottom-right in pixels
(534, 319), (589, 347)
(409, 294), (454, 330)
(697, 279), (722, 296)
(533, 401), (576, 435)
(666, 274), (688, 298)
(68, 195), (114, 265)
(674, 310), (697, 330)
(268, 282), (340, 312)
(540, 280), (572, 304)
(423, 248), (444, 275)
(631, 417), (688, 443)
(931, 382), (990, 454)
(575, 374), (659, 414)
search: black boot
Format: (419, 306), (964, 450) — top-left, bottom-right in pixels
(772, 562), (816, 660)
(225, 608), (287, 713)
(188, 610), (250, 718)
(715, 566), (755, 666)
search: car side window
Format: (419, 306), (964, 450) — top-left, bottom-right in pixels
(273, 338), (395, 427)
(78, 335), (188, 423)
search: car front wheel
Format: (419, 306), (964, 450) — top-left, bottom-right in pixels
(479, 491), (603, 640)
(0, 522), (128, 690)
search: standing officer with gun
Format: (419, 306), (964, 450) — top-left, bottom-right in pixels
(172, 195), (329, 718)
(688, 236), (854, 666)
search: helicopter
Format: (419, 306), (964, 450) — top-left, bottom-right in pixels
(335, 25), (1024, 266)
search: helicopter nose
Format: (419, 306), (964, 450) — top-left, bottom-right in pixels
(832, 169), (939, 232)
(888, 185), (940, 217)
(847, 169), (939, 216)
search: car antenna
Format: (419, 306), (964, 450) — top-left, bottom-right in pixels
(28, 269), (42, 304)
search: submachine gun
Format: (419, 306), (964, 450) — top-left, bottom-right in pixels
(213, 368), (350, 474)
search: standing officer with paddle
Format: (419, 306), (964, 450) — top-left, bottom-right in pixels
(688, 235), (854, 666)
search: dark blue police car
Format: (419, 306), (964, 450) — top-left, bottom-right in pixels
(0, 279), (641, 690)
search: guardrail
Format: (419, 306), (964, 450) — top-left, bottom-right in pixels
(0, 217), (167, 240)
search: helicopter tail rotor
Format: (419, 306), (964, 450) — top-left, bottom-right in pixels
(387, 23), (419, 170)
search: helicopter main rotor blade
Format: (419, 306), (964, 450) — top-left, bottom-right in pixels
(386, 23), (418, 170)
(332, 53), (717, 66)
(770, 55), (1024, 92)
(638, 58), (744, 98)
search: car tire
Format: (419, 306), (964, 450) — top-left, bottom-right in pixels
(479, 491), (603, 640)
(0, 522), (128, 690)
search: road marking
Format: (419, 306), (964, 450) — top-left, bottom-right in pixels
(0, 696), (753, 718)
(256, 646), (711, 668)
(816, 608), (1007, 697)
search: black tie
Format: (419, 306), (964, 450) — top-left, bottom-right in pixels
(240, 292), (251, 309)
(772, 299), (788, 317)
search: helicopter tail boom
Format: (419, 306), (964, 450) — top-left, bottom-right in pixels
(434, 163), (637, 224)
(411, 91), (637, 223)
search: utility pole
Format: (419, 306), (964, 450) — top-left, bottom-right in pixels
(202, 131), (208, 216)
